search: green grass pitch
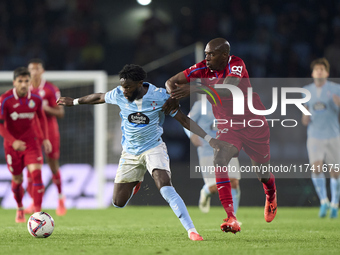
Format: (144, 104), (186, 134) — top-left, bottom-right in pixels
(1, 206), (340, 255)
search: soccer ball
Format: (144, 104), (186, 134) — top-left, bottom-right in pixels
(27, 212), (55, 238)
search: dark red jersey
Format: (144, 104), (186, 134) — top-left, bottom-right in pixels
(183, 55), (267, 130)
(0, 88), (48, 146)
(30, 80), (60, 139)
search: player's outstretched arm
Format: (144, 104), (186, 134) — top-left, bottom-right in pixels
(163, 72), (187, 115)
(43, 105), (65, 119)
(165, 71), (188, 94)
(57, 93), (106, 106)
(171, 76), (242, 100)
(166, 71), (203, 100)
(163, 72), (189, 114)
(173, 110), (225, 151)
(190, 134), (203, 147)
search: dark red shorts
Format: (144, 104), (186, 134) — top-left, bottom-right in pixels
(216, 123), (270, 164)
(4, 141), (43, 175)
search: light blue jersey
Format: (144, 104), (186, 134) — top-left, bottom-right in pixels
(303, 81), (340, 139)
(184, 100), (217, 158)
(105, 82), (176, 155)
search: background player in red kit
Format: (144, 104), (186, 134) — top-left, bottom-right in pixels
(26, 59), (66, 216)
(163, 38), (277, 234)
(0, 67), (52, 223)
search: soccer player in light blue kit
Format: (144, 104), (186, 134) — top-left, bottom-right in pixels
(302, 58), (340, 218)
(183, 99), (241, 214)
(57, 64), (227, 241)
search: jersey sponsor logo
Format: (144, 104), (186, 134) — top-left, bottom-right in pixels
(189, 64), (197, 69)
(128, 112), (150, 127)
(313, 102), (326, 111)
(230, 66), (243, 76)
(28, 99), (36, 108)
(13, 103), (20, 108)
(10, 111), (35, 121)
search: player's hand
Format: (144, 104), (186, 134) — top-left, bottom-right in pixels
(57, 97), (74, 106)
(190, 134), (203, 147)
(12, 140), (26, 151)
(42, 139), (52, 154)
(208, 138), (230, 151)
(162, 98), (179, 115)
(333, 95), (340, 107)
(170, 83), (191, 99)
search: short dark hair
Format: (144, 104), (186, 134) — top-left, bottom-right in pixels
(28, 58), (45, 68)
(119, 64), (147, 81)
(13, 67), (30, 80)
(310, 58), (330, 73)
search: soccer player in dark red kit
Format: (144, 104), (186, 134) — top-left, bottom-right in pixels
(25, 59), (66, 216)
(0, 67), (52, 223)
(163, 38), (277, 233)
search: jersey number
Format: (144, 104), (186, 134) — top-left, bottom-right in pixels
(230, 66), (243, 76)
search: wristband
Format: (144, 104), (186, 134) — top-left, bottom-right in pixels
(204, 134), (212, 143)
(73, 98), (79, 105)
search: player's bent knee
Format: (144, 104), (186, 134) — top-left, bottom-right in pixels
(12, 175), (23, 184)
(259, 177), (269, 183)
(152, 169), (171, 189)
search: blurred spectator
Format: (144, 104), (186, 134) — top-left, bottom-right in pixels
(325, 34), (340, 77)
(0, 0), (338, 79)
(80, 36), (105, 70)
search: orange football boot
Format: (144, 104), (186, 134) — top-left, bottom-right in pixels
(15, 208), (26, 223)
(220, 217), (241, 234)
(264, 192), (277, 222)
(189, 232), (204, 241)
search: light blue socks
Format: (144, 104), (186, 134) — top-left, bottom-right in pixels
(203, 184), (211, 196)
(160, 186), (195, 231)
(232, 188), (240, 214)
(312, 172), (328, 204)
(330, 178), (340, 207)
